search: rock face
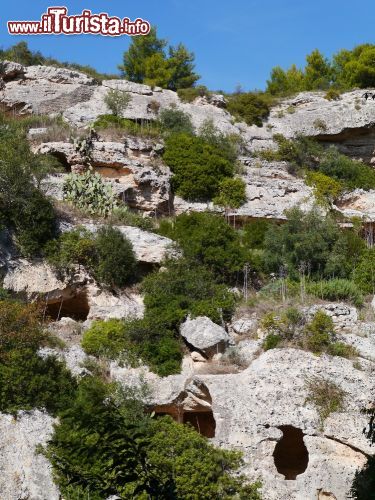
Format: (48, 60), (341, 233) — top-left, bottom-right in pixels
(36, 140), (172, 215)
(134, 348), (373, 500)
(231, 158), (316, 220)
(0, 410), (59, 500)
(180, 316), (231, 357)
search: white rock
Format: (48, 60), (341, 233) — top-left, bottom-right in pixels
(180, 316), (230, 356)
(305, 303), (358, 330)
(0, 410), (59, 500)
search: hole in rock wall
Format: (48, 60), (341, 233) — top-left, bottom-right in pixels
(273, 425), (309, 480)
(46, 292), (90, 321)
(183, 411), (216, 438)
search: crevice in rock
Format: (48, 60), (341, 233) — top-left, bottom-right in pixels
(45, 291), (90, 321)
(273, 425), (309, 480)
(320, 434), (369, 458)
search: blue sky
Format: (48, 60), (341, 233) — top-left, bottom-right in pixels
(1, 1), (375, 91)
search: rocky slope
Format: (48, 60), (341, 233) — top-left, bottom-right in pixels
(1, 60), (375, 499)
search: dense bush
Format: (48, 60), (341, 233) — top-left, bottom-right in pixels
(226, 92), (270, 126)
(158, 107), (194, 135)
(92, 226), (137, 288)
(142, 259), (236, 327)
(306, 171), (343, 207)
(304, 311), (335, 353)
(46, 226), (137, 289)
(177, 85), (210, 102)
(159, 212), (246, 282)
(93, 114), (162, 138)
(45, 227), (96, 273)
(81, 319), (133, 359)
(353, 249), (375, 295)
(163, 133), (234, 201)
(262, 208), (364, 280)
(47, 377), (261, 499)
(306, 279), (364, 307)
(0, 300), (76, 414)
(0, 114), (58, 256)
(213, 177), (247, 209)
(241, 219), (274, 249)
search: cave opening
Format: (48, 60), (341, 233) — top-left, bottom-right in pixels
(183, 411), (216, 438)
(273, 425), (309, 480)
(46, 292), (90, 321)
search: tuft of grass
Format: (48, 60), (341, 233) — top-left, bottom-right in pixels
(305, 375), (346, 429)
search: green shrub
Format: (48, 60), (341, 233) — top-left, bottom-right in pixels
(263, 333), (282, 350)
(63, 170), (117, 217)
(92, 226), (137, 288)
(142, 259), (236, 328)
(46, 226), (137, 289)
(305, 375), (346, 427)
(306, 171), (343, 207)
(0, 348), (76, 414)
(177, 85), (210, 103)
(0, 300), (76, 414)
(328, 341), (358, 359)
(46, 377), (261, 499)
(104, 89), (131, 116)
(306, 279), (364, 307)
(213, 177), (247, 209)
(263, 207), (364, 280)
(158, 107), (194, 135)
(110, 205), (155, 231)
(227, 92), (270, 126)
(241, 219), (274, 249)
(163, 133), (234, 201)
(353, 249), (375, 295)
(93, 114), (162, 138)
(45, 227), (96, 273)
(82, 319), (129, 358)
(158, 212), (246, 283)
(304, 311), (334, 353)
(325, 88), (341, 100)
(0, 114), (58, 256)
(319, 148), (375, 190)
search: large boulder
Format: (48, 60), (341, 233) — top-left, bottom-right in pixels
(180, 316), (231, 357)
(0, 410), (59, 500)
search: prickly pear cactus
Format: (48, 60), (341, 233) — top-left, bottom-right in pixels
(63, 171), (117, 217)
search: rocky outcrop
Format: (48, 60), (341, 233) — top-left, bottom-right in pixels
(0, 410), (59, 500)
(305, 303), (358, 331)
(180, 316), (231, 357)
(82, 223), (175, 264)
(125, 348), (374, 500)
(0, 63), (95, 115)
(36, 140), (172, 214)
(244, 90), (375, 158)
(231, 159), (316, 220)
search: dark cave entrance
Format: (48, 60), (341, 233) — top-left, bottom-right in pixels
(273, 426), (309, 480)
(46, 292), (90, 321)
(183, 411), (216, 438)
